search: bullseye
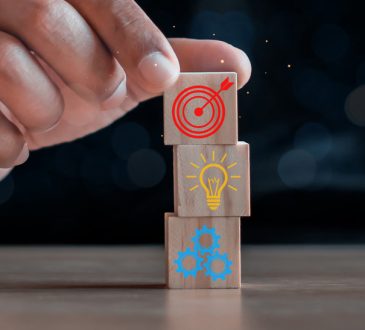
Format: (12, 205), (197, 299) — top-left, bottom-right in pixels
(172, 77), (233, 139)
(194, 107), (204, 117)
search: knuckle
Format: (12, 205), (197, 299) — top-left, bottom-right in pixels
(96, 0), (146, 35)
(115, 10), (148, 39)
(0, 34), (63, 132)
(21, 0), (63, 33)
(79, 0), (146, 34)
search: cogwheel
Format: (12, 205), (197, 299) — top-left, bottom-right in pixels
(203, 251), (233, 281)
(174, 247), (204, 278)
(191, 225), (221, 255)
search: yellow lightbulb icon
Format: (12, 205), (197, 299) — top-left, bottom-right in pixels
(186, 151), (240, 212)
(199, 164), (228, 211)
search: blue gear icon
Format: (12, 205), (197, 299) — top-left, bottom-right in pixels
(191, 225), (221, 255)
(174, 247), (204, 278)
(203, 251), (233, 281)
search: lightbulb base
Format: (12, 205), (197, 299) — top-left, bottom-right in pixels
(207, 198), (221, 211)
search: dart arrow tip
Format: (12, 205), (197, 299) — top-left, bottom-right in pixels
(220, 77), (234, 91)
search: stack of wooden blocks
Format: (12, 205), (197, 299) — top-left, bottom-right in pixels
(163, 72), (250, 289)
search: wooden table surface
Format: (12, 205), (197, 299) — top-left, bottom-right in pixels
(0, 246), (364, 330)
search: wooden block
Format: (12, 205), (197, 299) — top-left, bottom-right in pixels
(173, 143), (250, 217)
(164, 72), (238, 145)
(165, 214), (241, 289)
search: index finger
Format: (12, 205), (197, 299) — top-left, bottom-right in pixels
(67, 0), (180, 94)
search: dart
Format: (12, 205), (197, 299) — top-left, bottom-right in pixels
(170, 74), (236, 139)
(194, 77), (234, 117)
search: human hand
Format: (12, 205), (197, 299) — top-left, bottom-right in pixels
(0, 0), (251, 174)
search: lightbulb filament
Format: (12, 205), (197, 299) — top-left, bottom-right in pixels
(208, 177), (221, 197)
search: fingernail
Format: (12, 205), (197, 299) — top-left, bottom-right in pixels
(14, 143), (29, 166)
(102, 78), (127, 110)
(138, 52), (179, 89)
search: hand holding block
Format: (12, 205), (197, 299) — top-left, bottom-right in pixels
(165, 214), (241, 289)
(173, 142), (250, 217)
(164, 72), (238, 145)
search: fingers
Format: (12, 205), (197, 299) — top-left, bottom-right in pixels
(0, 111), (28, 168)
(66, 0), (179, 94)
(0, 31), (63, 131)
(169, 38), (252, 89)
(0, 0), (125, 106)
(124, 38), (252, 104)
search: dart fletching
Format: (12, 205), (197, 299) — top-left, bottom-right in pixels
(220, 77), (234, 91)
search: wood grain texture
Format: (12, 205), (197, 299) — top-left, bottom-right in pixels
(164, 72), (238, 145)
(173, 143), (250, 217)
(165, 214), (241, 289)
(0, 246), (365, 330)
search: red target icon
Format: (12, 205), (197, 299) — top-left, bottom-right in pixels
(172, 77), (234, 138)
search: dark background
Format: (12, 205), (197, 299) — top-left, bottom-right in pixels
(0, 0), (364, 244)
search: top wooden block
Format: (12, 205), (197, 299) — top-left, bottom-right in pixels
(163, 72), (238, 145)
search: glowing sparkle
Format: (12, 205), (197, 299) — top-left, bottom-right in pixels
(246, 91), (250, 95)
(220, 59), (225, 64)
(265, 39), (269, 43)
(212, 33), (216, 36)
(172, 25), (176, 28)
(154, 63), (158, 67)
(287, 64), (292, 68)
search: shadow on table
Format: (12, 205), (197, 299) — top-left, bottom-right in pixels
(0, 282), (166, 290)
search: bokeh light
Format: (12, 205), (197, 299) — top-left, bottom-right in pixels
(294, 123), (332, 160)
(112, 160), (137, 191)
(127, 149), (166, 188)
(0, 0), (364, 245)
(112, 122), (150, 160)
(345, 85), (365, 127)
(278, 149), (317, 188)
(312, 24), (350, 63)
